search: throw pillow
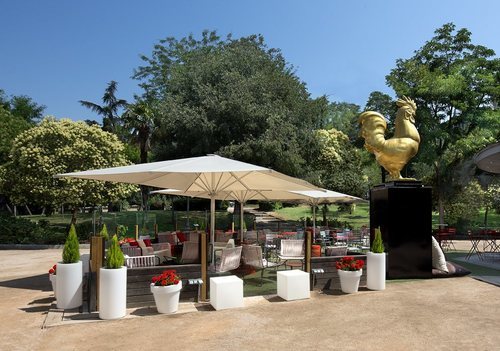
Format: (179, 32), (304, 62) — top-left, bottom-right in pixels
(129, 240), (139, 247)
(143, 238), (152, 247)
(176, 232), (187, 243)
(431, 236), (449, 273)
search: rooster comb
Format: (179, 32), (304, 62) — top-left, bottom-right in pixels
(396, 96), (417, 113)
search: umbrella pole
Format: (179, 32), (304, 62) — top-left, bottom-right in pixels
(240, 202), (245, 243)
(210, 196), (215, 268)
(313, 205), (316, 242)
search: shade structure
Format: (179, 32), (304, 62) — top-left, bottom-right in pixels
(474, 142), (500, 174)
(55, 154), (322, 262)
(152, 187), (365, 240)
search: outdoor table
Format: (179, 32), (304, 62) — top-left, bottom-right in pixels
(466, 232), (483, 260)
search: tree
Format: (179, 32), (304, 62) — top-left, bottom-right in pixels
(311, 129), (367, 197)
(0, 118), (136, 222)
(0, 106), (31, 164)
(133, 31), (328, 177)
(323, 102), (361, 141)
(79, 81), (128, 135)
(0, 89), (46, 123)
(385, 23), (500, 223)
(122, 98), (156, 209)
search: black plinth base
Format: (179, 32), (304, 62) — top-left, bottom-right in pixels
(370, 181), (432, 279)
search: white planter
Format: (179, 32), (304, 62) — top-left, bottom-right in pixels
(99, 266), (127, 320)
(56, 261), (83, 309)
(151, 281), (182, 314)
(338, 269), (362, 294)
(49, 274), (57, 295)
(367, 252), (386, 291)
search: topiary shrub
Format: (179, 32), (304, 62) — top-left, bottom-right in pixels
(62, 224), (80, 263)
(371, 227), (385, 253)
(105, 234), (124, 269)
(99, 223), (109, 241)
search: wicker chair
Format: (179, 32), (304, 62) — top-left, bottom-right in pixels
(242, 245), (279, 285)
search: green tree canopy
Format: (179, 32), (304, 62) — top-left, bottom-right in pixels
(310, 129), (367, 197)
(0, 89), (46, 123)
(0, 106), (31, 164)
(385, 23), (500, 222)
(0, 118), (136, 216)
(133, 31), (328, 177)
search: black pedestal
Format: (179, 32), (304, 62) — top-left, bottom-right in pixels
(370, 181), (433, 279)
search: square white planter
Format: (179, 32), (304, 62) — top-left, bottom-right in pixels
(210, 275), (243, 310)
(277, 270), (310, 301)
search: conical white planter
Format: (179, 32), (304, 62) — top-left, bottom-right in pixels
(367, 252), (386, 291)
(338, 269), (362, 293)
(151, 281), (182, 314)
(99, 266), (127, 320)
(49, 274), (57, 295)
(56, 261), (83, 309)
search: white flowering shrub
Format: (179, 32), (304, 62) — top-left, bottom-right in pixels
(0, 117), (136, 212)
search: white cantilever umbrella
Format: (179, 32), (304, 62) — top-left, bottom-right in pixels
(55, 154), (322, 261)
(152, 187), (365, 241)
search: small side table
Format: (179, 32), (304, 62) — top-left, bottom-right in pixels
(277, 270), (310, 301)
(210, 276), (244, 310)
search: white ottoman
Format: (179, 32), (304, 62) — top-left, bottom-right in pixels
(277, 270), (310, 301)
(210, 275), (244, 310)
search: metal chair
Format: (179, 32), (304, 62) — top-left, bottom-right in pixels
(242, 245), (279, 285)
(278, 239), (305, 269)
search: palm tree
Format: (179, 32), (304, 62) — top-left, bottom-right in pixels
(122, 100), (155, 163)
(79, 81), (128, 134)
(122, 99), (156, 210)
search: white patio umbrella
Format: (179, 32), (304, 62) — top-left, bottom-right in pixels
(152, 187), (365, 241)
(55, 155), (322, 261)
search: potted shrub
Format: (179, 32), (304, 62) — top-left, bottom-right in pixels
(367, 227), (386, 291)
(99, 234), (127, 320)
(48, 264), (57, 295)
(56, 224), (83, 309)
(336, 256), (365, 293)
(150, 270), (182, 314)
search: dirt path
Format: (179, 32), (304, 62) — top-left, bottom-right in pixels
(0, 248), (499, 351)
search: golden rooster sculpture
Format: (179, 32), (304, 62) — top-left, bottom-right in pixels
(359, 96), (420, 180)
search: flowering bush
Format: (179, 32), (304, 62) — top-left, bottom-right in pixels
(48, 264), (57, 275)
(151, 270), (181, 287)
(336, 256), (365, 271)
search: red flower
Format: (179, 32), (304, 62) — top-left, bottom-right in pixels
(151, 269), (181, 286)
(336, 256), (364, 271)
(49, 264), (57, 275)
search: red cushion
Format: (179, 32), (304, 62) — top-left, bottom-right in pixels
(176, 232), (187, 243)
(129, 240), (139, 247)
(143, 239), (152, 247)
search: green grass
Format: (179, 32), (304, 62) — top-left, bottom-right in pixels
(273, 202), (370, 228)
(274, 203), (500, 230)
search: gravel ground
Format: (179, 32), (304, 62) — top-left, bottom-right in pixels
(0, 246), (499, 351)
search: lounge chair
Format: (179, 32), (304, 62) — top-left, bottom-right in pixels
(242, 245), (279, 285)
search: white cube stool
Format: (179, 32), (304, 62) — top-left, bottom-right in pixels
(210, 275), (244, 310)
(277, 270), (310, 301)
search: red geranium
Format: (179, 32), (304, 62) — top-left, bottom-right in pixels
(151, 270), (181, 287)
(48, 264), (57, 275)
(336, 256), (365, 271)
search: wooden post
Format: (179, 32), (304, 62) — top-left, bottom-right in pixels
(90, 236), (105, 310)
(200, 232), (207, 301)
(135, 225), (139, 240)
(154, 223), (158, 240)
(305, 230), (312, 274)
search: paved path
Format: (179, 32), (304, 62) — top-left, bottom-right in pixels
(0, 248), (499, 351)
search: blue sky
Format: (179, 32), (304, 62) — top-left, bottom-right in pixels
(1, 0), (499, 122)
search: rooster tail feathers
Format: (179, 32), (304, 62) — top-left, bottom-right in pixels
(358, 111), (387, 151)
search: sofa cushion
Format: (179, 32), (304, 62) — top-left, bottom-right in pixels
(431, 236), (448, 272)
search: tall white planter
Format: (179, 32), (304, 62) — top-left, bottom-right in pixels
(151, 281), (182, 314)
(49, 274), (57, 295)
(367, 252), (386, 291)
(56, 261), (83, 309)
(99, 266), (127, 320)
